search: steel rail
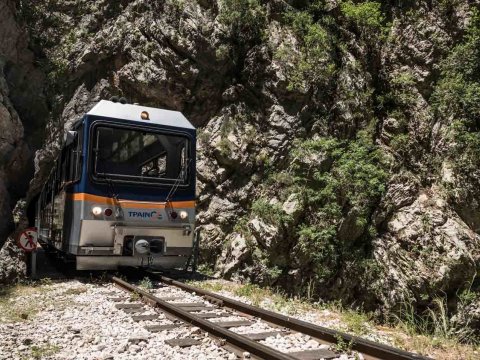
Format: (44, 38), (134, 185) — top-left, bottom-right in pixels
(155, 274), (432, 360)
(111, 276), (297, 360)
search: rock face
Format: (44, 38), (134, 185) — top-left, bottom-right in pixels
(374, 189), (480, 308)
(0, 235), (26, 284)
(0, 0), (479, 339)
(0, 0), (48, 282)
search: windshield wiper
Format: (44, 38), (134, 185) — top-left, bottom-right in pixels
(98, 172), (123, 217)
(165, 159), (191, 208)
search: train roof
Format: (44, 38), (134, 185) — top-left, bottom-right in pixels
(86, 100), (195, 129)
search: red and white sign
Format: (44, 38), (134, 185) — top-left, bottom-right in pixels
(17, 228), (37, 252)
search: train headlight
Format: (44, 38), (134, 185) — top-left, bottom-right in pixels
(92, 206), (102, 216)
(179, 210), (188, 219)
(135, 239), (150, 255)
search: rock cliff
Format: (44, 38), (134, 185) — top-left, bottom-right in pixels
(0, 0), (479, 341)
(0, 0), (47, 280)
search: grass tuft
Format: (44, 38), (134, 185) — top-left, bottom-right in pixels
(189, 279), (480, 358)
(139, 277), (153, 290)
(29, 343), (60, 359)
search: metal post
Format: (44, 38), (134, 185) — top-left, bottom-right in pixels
(192, 228), (200, 273)
(31, 249), (37, 280)
(184, 228), (200, 273)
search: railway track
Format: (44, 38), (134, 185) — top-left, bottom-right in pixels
(111, 272), (432, 360)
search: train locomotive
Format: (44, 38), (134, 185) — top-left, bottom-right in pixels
(33, 99), (196, 270)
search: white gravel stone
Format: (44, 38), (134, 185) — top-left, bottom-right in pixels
(0, 280), (233, 360)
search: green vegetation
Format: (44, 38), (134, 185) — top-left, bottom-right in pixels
(340, 1), (385, 31)
(0, 284), (42, 323)
(275, 9), (335, 91)
(130, 291), (141, 301)
(197, 263), (216, 277)
(341, 309), (370, 335)
(237, 128), (389, 294)
(251, 198), (290, 226)
(219, 0), (266, 42)
(63, 286), (88, 296)
(139, 277), (153, 290)
(391, 295), (479, 347)
(189, 279), (316, 313)
(333, 333), (355, 353)
(218, 0), (267, 69)
(190, 280), (479, 356)
(29, 343), (61, 360)
(290, 130), (388, 284)
(432, 9), (480, 199)
(277, 0), (388, 86)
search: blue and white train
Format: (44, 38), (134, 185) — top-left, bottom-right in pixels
(32, 99), (196, 270)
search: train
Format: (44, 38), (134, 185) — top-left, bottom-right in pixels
(31, 99), (196, 270)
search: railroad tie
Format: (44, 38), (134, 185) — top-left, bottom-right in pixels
(164, 313), (180, 322)
(183, 306), (217, 312)
(156, 296), (183, 301)
(145, 324), (182, 332)
(169, 302), (207, 307)
(115, 303), (144, 309)
(109, 297), (129, 302)
(165, 338), (202, 348)
(122, 308), (144, 314)
(288, 349), (338, 360)
(194, 312), (230, 319)
(215, 320), (254, 328)
(131, 314), (159, 322)
(243, 331), (289, 341)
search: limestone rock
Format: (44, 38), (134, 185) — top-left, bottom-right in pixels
(282, 193), (302, 223)
(0, 236), (26, 284)
(248, 217), (279, 250)
(215, 233), (249, 278)
(374, 172), (420, 226)
(337, 209), (365, 244)
(373, 188), (480, 311)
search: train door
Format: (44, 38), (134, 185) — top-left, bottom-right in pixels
(54, 129), (83, 253)
(37, 173), (54, 242)
(37, 127), (83, 253)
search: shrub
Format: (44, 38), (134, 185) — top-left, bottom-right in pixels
(432, 9), (480, 196)
(251, 198), (291, 226)
(275, 10), (335, 91)
(287, 130), (388, 283)
(218, 0), (267, 68)
(340, 1), (385, 31)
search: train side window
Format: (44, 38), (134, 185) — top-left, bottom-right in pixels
(72, 125), (83, 182)
(60, 148), (69, 185)
(65, 125), (83, 183)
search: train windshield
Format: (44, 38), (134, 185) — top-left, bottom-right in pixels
(93, 126), (190, 184)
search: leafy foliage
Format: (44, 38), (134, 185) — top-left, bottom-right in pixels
(218, 0), (267, 70)
(251, 198), (291, 226)
(249, 130), (388, 286)
(291, 131), (388, 281)
(432, 9), (480, 196)
(275, 10), (335, 91)
(340, 1), (385, 30)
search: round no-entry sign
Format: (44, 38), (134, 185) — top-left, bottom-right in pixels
(17, 228), (37, 252)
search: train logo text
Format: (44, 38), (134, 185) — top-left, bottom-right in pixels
(128, 211), (162, 219)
